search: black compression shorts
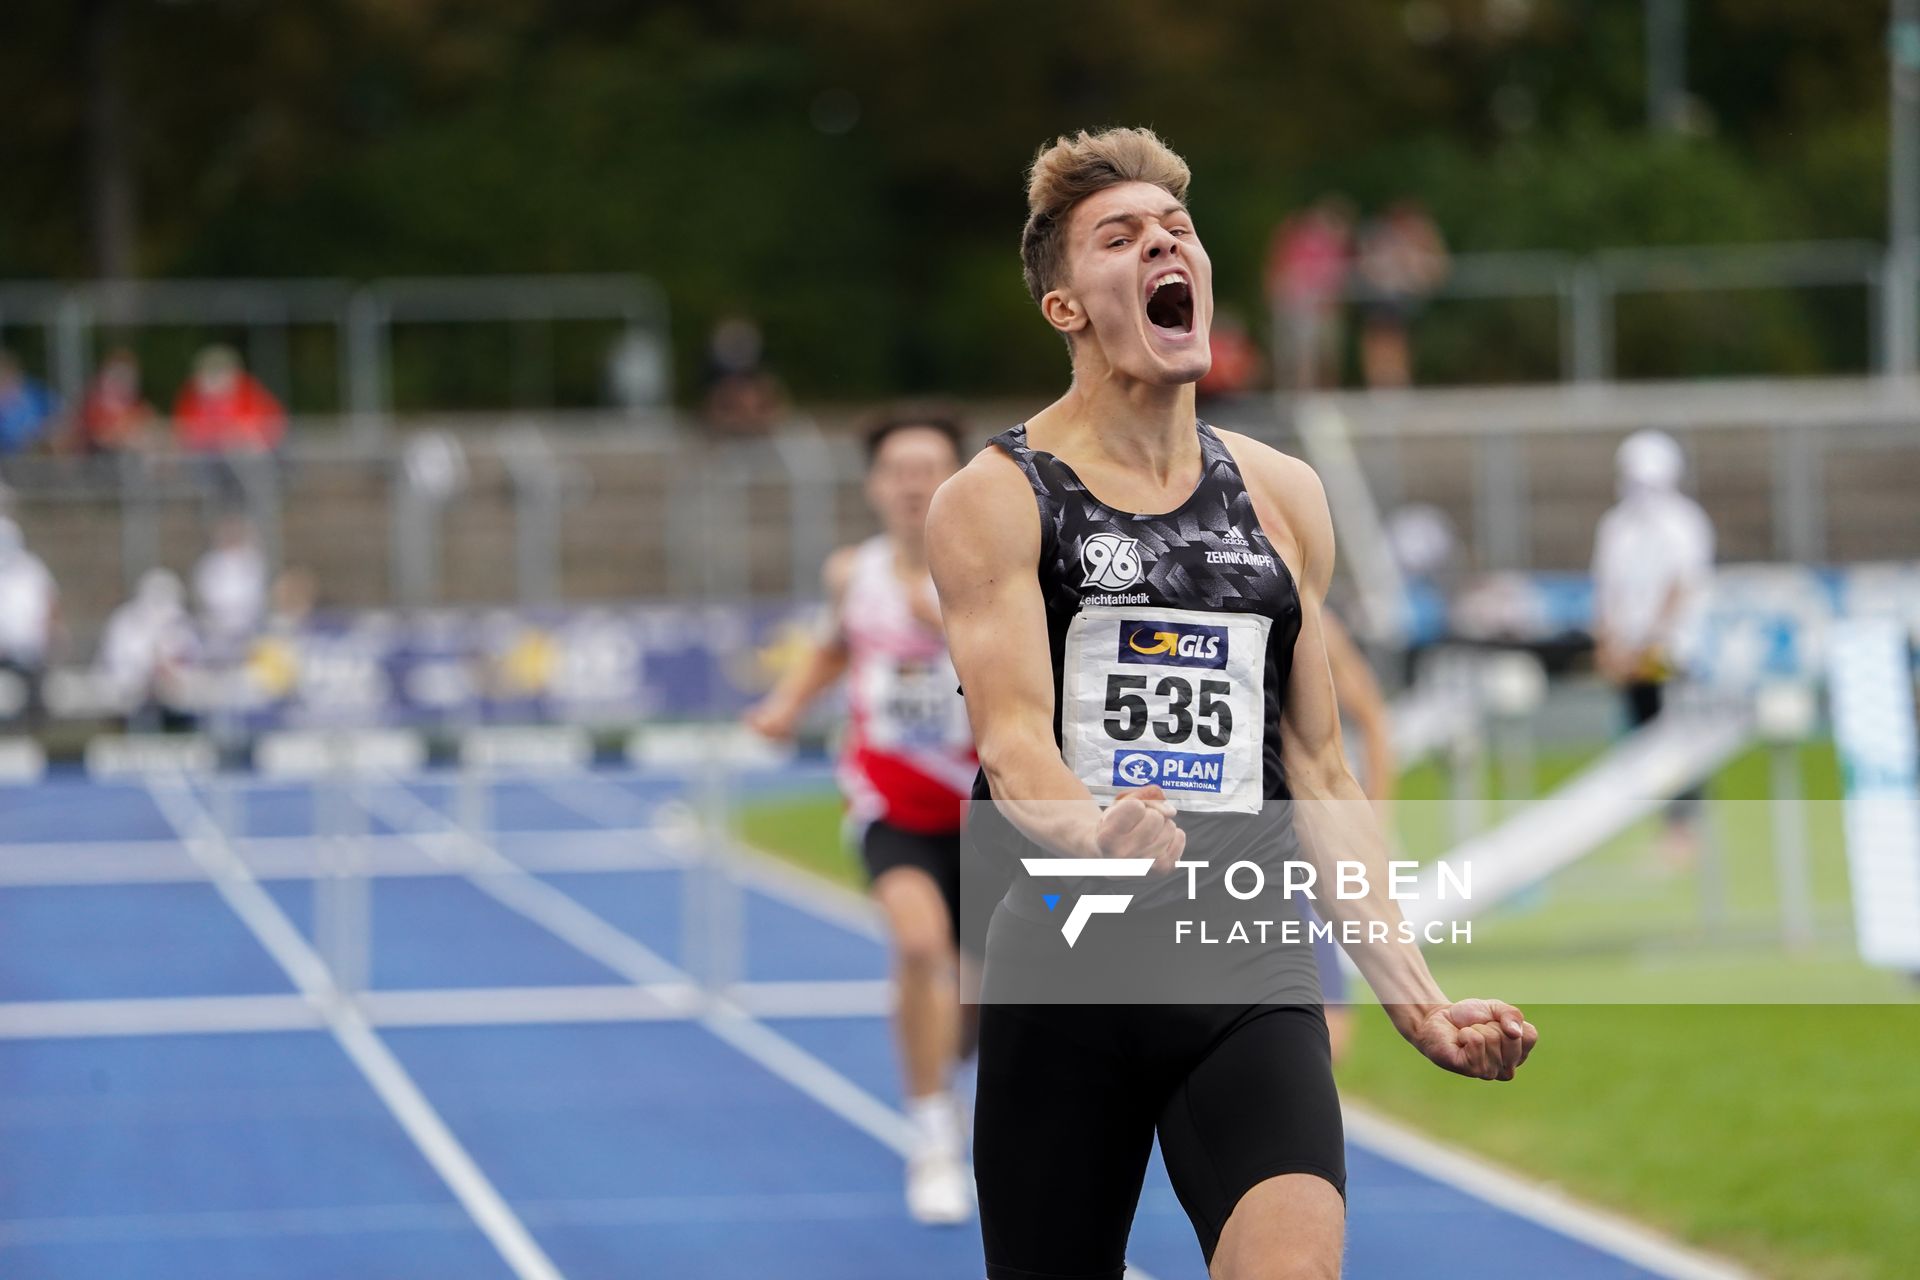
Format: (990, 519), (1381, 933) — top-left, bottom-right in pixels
(859, 819), (1001, 958)
(974, 911), (1346, 1279)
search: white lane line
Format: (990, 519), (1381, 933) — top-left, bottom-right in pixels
(0, 980), (893, 1042)
(1342, 1102), (1756, 1280)
(377, 771), (1168, 1280)
(582, 768), (1759, 1280)
(359, 785), (686, 988)
(500, 771), (661, 832)
(523, 769), (884, 940)
(353, 782), (926, 1160)
(142, 777), (566, 1280)
(0, 1189), (920, 1247)
(0, 829), (680, 888)
(714, 837), (887, 941)
(0, 994), (321, 1039)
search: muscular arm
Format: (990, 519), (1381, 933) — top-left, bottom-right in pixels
(1226, 432), (1535, 1079)
(927, 451), (1181, 867)
(1253, 452), (1445, 1020)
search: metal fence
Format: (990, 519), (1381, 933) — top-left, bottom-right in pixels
(0, 275), (672, 440)
(1280, 239), (1904, 385)
(0, 237), (1913, 435)
(1287, 377), (1920, 575)
(6, 380), (1918, 661)
(0, 415), (869, 654)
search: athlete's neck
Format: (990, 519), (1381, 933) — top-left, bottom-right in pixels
(1026, 370), (1199, 486)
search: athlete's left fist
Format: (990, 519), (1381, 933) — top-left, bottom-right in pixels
(1405, 998), (1537, 1081)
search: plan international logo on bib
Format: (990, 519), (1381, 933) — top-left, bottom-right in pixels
(1118, 619), (1228, 669)
(1112, 748), (1225, 793)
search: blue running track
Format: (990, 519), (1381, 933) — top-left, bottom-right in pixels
(0, 767), (1704, 1279)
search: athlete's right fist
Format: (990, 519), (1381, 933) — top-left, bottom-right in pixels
(1096, 785), (1185, 873)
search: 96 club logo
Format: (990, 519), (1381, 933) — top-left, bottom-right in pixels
(1080, 532), (1145, 590)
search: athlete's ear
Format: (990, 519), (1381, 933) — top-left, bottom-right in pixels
(1040, 287), (1087, 337)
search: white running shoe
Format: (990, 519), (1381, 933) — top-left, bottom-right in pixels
(905, 1149), (973, 1225)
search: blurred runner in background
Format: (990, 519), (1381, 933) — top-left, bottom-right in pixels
(1592, 429), (1715, 862)
(744, 407), (979, 1225)
(0, 517), (57, 727)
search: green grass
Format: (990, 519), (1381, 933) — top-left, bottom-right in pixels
(734, 741), (1920, 1279)
(735, 793), (865, 890)
(1338, 1003), (1920, 1280)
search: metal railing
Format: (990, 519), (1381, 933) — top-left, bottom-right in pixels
(0, 274), (672, 441)
(3, 385), (1915, 662)
(1278, 239), (1902, 384)
(0, 413), (865, 652)
(1288, 377), (1920, 573)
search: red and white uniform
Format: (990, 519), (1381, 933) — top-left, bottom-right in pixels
(838, 536), (975, 834)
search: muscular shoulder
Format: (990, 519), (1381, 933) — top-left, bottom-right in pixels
(1214, 429), (1325, 508)
(927, 445), (1041, 577)
(1213, 429), (1334, 594)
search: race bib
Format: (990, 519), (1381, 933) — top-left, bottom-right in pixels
(861, 653), (971, 752)
(1061, 604), (1270, 815)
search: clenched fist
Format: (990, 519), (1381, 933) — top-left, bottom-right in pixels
(1402, 998), (1538, 1082)
(1096, 785), (1185, 873)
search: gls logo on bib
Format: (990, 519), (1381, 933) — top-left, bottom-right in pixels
(1080, 533), (1144, 590)
(1117, 619), (1228, 669)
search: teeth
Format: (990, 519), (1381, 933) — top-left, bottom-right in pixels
(1149, 272), (1188, 297)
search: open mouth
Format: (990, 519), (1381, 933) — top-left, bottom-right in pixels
(1145, 271), (1194, 338)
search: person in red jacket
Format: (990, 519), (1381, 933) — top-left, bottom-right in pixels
(172, 345), (286, 453)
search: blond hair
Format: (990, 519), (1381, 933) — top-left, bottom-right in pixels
(1019, 127), (1193, 307)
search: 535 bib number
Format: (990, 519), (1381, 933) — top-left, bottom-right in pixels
(1060, 603), (1270, 814)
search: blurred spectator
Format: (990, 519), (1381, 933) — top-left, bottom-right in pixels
(75, 346), (157, 454)
(1591, 429), (1714, 860)
(172, 345), (286, 454)
(268, 565), (318, 631)
(1355, 200), (1450, 390)
(1386, 502), (1459, 584)
(100, 568), (199, 731)
(605, 329), (671, 410)
(193, 513), (269, 660)
(1265, 195), (1353, 391)
(1196, 307), (1265, 404)
(244, 566), (318, 706)
(0, 351), (61, 455)
(701, 315), (788, 434)
(0, 518), (57, 727)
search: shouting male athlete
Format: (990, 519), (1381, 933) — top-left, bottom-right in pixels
(744, 409), (980, 1225)
(928, 128), (1538, 1280)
